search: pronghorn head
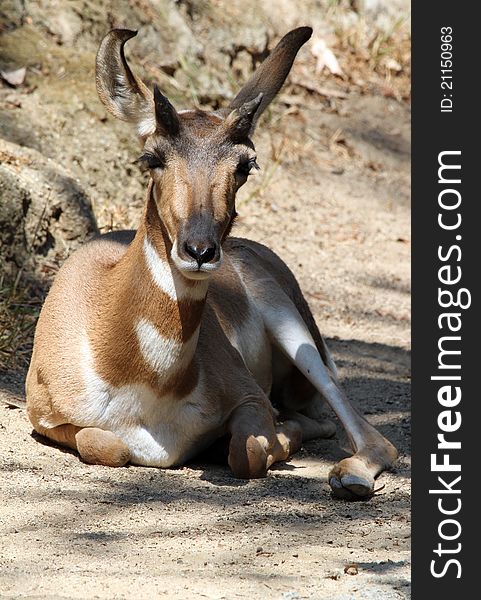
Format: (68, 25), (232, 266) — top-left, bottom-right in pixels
(96, 27), (312, 279)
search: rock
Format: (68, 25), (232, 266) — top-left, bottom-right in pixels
(43, 11), (83, 45)
(344, 563), (359, 575)
(0, 138), (98, 288)
(0, 66), (26, 86)
(136, 0), (203, 70)
(0, 0), (26, 31)
(352, 0), (410, 33)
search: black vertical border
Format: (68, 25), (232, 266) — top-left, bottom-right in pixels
(412, 2), (477, 596)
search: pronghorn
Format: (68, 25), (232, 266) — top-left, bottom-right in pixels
(26, 26), (397, 499)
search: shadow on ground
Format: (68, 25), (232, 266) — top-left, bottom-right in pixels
(1, 335), (411, 528)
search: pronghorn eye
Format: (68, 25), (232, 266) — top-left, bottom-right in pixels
(236, 157), (259, 177)
(139, 153), (165, 170)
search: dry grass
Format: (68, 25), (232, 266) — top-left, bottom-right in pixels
(0, 269), (42, 374)
(331, 7), (411, 100)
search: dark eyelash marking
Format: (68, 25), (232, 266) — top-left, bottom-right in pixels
(236, 157), (260, 177)
(139, 153), (165, 169)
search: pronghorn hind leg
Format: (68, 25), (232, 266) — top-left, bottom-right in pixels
(271, 355), (336, 439)
(279, 410), (336, 442)
(262, 296), (398, 499)
(35, 423), (81, 451)
(38, 424), (131, 467)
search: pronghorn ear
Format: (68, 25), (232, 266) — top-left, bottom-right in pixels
(96, 29), (156, 137)
(153, 85), (180, 137)
(227, 26), (312, 137)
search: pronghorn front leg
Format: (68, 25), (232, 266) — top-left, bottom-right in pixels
(227, 397), (302, 479)
(262, 299), (398, 499)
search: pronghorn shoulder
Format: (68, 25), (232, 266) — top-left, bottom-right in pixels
(38, 232), (138, 323)
(225, 237), (287, 266)
(224, 237), (296, 286)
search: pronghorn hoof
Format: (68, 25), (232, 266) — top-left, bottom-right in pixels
(228, 434), (269, 479)
(328, 457), (375, 500)
(329, 474), (374, 500)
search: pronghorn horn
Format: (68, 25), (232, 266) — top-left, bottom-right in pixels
(225, 93), (264, 141)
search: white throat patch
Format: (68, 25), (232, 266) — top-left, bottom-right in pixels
(143, 237), (208, 301)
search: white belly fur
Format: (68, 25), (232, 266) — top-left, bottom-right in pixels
(74, 338), (223, 467)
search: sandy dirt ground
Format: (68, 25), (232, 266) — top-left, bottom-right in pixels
(0, 3), (410, 598)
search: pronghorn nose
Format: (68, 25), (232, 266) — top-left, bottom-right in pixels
(184, 242), (217, 266)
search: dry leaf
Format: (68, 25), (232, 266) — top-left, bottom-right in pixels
(383, 57), (403, 72)
(311, 38), (343, 77)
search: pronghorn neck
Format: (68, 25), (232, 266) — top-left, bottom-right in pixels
(89, 183), (208, 392)
(142, 181), (210, 303)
